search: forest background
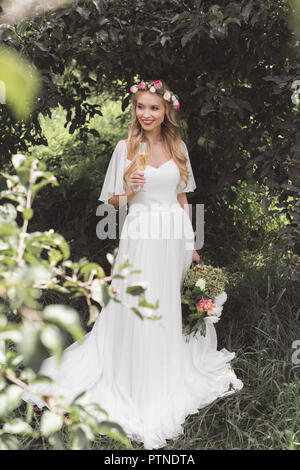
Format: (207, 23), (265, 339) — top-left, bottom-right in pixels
(0, 0), (299, 450)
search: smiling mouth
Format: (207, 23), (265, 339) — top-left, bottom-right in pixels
(142, 120), (154, 125)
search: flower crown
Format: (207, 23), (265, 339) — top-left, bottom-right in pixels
(130, 80), (180, 110)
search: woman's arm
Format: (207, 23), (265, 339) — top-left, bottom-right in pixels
(177, 192), (190, 216)
(108, 188), (136, 208)
(108, 169), (146, 207)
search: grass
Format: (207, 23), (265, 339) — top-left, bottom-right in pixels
(16, 244), (300, 451)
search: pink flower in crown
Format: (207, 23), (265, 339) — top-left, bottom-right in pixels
(130, 85), (138, 93)
(139, 81), (146, 90)
(154, 80), (162, 88)
(174, 100), (180, 110)
(163, 91), (171, 101)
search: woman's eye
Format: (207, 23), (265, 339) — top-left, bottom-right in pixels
(137, 106), (158, 110)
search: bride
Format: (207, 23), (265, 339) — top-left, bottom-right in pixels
(22, 78), (243, 450)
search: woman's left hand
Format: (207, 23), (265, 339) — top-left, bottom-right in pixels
(192, 250), (200, 264)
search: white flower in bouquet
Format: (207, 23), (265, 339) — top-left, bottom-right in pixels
(195, 278), (206, 290)
(213, 305), (223, 317)
(214, 291), (227, 306)
(204, 315), (220, 324)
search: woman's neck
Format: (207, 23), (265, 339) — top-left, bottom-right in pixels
(144, 128), (164, 146)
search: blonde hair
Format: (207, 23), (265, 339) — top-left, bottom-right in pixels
(123, 79), (189, 192)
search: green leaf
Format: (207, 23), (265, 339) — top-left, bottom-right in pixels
(171, 11), (190, 23)
(0, 203), (17, 222)
(87, 304), (99, 325)
(40, 324), (63, 363)
(0, 385), (23, 417)
(48, 432), (66, 449)
(126, 282), (148, 296)
(0, 435), (19, 450)
(0, 46), (42, 120)
(23, 208), (33, 220)
(17, 167), (30, 186)
(18, 321), (48, 372)
(106, 253), (114, 264)
(138, 294), (159, 310)
(49, 249), (63, 265)
(71, 428), (88, 450)
(43, 305), (84, 341)
(91, 279), (110, 307)
(30, 374), (54, 385)
(117, 259), (133, 272)
(31, 176), (58, 197)
(12, 154), (26, 170)
(41, 411), (64, 437)
(52, 27), (63, 41)
(130, 307), (144, 320)
(98, 420), (131, 448)
(26, 402), (34, 424)
(80, 262), (104, 280)
(2, 419), (34, 435)
(0, 326), (22, 343)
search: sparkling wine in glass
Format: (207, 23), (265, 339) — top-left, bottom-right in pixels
(134, 142), (149, 192)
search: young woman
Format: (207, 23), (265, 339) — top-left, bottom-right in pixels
(22, 79), (243, 450)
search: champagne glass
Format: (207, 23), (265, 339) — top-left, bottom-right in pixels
(134, 142), (149, 192)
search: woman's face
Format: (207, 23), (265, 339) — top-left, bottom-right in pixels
(135, 91), (166, 132)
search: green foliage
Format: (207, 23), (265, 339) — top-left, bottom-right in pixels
(26, 95), (129, 198)
(0, 45), (42, 120)
(0, 152), (159, 449)
(0, 0), (299, 450)
(0, 0), (299, 276)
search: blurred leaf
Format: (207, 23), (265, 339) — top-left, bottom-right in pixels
(43, 304), (84, 341)
(40, 411), (64, 437)
(0, 435), (19, 450)
(126, 284), (147, 296)
(90, 279), (110, 306)
(12, 154), (26, 170)
(2, 418), (34, 435)
(40, 324), (63, 363)
(18, 321), (48, 372)
(0, 204), (17, 222)
(0, 46), (42, 120)
(98, 420), (132, 448)
(0, 385), (23, 417)
(23, 208), (33, 220)
(71, 428), (88, 450)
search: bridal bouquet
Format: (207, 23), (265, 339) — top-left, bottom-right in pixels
(181, 264), (228, 338)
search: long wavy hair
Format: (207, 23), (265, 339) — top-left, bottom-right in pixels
(123, 79), (189, 192)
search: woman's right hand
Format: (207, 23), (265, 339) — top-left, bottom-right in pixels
(128, 170), (146, 192)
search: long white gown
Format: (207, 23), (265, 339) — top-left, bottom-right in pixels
(22, 139), (243, 450)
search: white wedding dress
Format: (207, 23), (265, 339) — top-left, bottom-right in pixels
(22, 139), (243, 449)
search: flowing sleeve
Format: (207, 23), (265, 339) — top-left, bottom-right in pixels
(177, 140), (196, 193)
(98, 140), (127, 204)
